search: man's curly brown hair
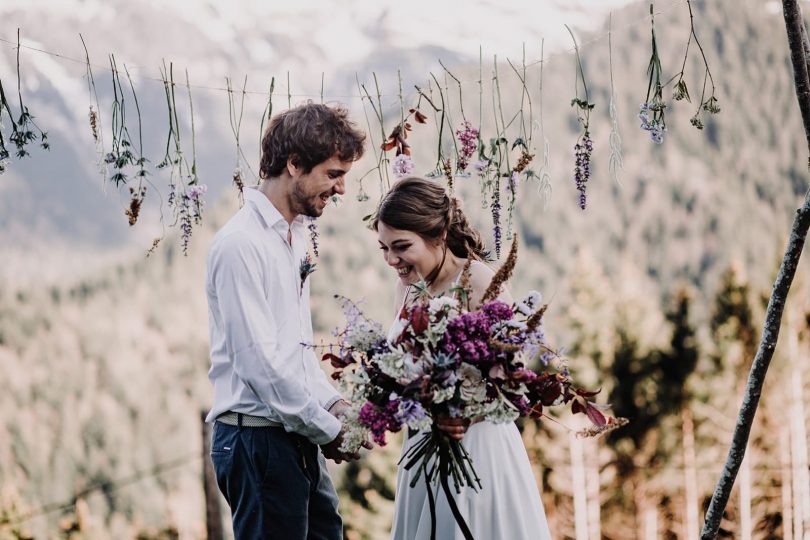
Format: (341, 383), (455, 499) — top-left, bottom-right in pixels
(259, 101), (366, 179)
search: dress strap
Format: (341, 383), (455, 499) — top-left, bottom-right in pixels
(449, 260), (471, 301)
(399, 284), (413, 315)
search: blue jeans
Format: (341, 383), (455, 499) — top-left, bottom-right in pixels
(210, 421), (343, 540)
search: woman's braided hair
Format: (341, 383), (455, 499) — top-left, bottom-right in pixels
(372, 176), (487, 261)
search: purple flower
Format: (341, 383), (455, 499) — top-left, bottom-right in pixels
(481, 301), (513, 324)
(396, 399), (428, 425)
(187, 183), (208, 203)
(308, 217), (319, 258)
(639, 102), (667, 144)
(509, 171), (518, 192)
(574, 132), (592, 210)
(455, 121), (479, 171)
(491, 183), (502, 257)
(358, 400), (403, 446)
(442, 310), (497, 366)
(392, 154), (415, 178)
(508, 394), (532, 416)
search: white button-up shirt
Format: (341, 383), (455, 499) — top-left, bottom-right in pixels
(205, 187), (342, 445)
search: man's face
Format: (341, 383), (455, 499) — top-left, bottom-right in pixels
(289, 155), (352, 218)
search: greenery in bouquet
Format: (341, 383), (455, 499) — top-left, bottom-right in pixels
(322, 238), (625, 497)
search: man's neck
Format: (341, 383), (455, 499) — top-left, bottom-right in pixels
(259, 178), (297, 225)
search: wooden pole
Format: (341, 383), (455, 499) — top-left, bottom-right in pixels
(739, 451), (751, 540)
(683, 407), (699, 540)
(586, 438), (601, 540)
(569, 432), (589, 540)
(780, 425), (794, 540)
(701, 2), (810, 535)
(790, 361), (809, 538)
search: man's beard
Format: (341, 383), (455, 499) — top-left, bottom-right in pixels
(291, 181), (323, 218)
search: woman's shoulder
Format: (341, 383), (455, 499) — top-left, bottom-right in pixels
(466, 258), (514, 307)
(467, 259), (495, 287)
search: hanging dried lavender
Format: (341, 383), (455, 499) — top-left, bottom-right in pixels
(566, 25), (595, 210)
(639, 3), (667, 144)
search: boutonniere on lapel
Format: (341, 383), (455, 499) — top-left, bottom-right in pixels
(299, 253), (317, 294)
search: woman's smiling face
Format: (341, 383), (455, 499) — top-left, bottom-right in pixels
(377, 222), (444, 285)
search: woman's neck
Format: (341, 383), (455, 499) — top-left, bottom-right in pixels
(428, 254), (466, 296)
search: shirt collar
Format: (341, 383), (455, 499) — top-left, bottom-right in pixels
(243, 186), (306, 233)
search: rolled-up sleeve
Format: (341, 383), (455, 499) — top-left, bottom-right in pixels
(210, 235), (341, 445)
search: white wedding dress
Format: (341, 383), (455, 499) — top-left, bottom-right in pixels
(389, 282), (553, 540)
(391, 422), (553, 540)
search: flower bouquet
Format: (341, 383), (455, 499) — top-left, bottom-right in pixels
(322, 237), (624, 538)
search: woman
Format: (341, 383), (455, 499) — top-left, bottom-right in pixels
(373, 176), (552, 540)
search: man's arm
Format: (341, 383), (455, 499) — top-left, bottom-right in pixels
(211, 235), (341, 445)
(307, 347), (343, 411)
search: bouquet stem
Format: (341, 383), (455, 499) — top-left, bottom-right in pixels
(401, 429), (479, 539)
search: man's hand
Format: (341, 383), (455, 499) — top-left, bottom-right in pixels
(320, 426), (361, 464)
(327, 399), (351, 420)
(326, 399), (373, 454)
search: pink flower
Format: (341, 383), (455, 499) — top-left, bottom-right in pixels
(455, 121), (479, 171)
(392, 154), (415, 177)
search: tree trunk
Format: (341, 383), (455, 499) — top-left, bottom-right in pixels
(643, 503), (657, 540)
(586, 439), (602, 540)
(790, 362), (809, 538)
(569, 432), (589, 540)
(739, 451), (751, 540)
(683, 407), (699, 540)
(781, 425), (794, 540)
(700, 2), (810, 536)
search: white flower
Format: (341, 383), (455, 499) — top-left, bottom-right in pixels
(432, 386), (455, 404)
(338, 404), (371, 453)
(398, 352), (427, 385)
(375, 349), (406, 379)
(525, 291), (542, 308)
(345, 320), (385, 350)
(458, 364), (487, 403)
(340, 369), (371, 402)
(515, 302), (533, 316)
(485, 396), (520, 424)
(429, 295), (459, 315)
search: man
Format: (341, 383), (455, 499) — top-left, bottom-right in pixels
(205, 102), (366, 539)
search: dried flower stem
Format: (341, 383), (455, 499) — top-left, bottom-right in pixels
(186, 69), (198, 185)
(537, 40), (552, 209)
(566, 25), (595, 209)
(481, 233), (518, 304)
(439, 60), (467, 124)
(9, 29), (48, 159)
(429, 72), (451, 175)
(359, 74), (391, 190)
(668, 0), (720, 129)
(259, 77), (275, 154)
(608, 14), (624, 186)
(79, 35), (105, 178)
(356, 73), (384, 197)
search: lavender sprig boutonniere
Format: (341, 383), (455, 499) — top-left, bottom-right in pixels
(299, 253), (317, 294)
